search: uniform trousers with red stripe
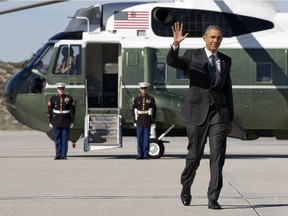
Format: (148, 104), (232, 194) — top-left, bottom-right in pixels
(136, 127), (151, 159)
(53, 127), (69, 158)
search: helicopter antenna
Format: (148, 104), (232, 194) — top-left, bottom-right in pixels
(121, 79), (131, 98)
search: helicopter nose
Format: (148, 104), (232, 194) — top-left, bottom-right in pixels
(4, 71), (30, 127)
(5, 74), (17, 106)
(5, 73), (19, 115)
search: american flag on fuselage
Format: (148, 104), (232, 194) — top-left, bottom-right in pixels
(114, 11), (149, 29)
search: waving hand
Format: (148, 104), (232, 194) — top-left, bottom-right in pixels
(172, 22), (189, 46)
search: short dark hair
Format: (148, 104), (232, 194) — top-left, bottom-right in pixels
(204, 25), (223, 36)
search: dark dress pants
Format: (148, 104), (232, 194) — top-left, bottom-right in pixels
(180, 106), (227, 201)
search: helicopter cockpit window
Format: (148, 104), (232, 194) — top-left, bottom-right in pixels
(24, 45), (53, 94)
(54, 45), (81, 75)
(154, 62), (166, 83)
(33, 45), (53, 74)
(256, 63), (272, 83)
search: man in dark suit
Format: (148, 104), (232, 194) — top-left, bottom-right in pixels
(166, 22), (234, 210)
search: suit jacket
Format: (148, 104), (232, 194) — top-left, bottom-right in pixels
(166, 47), (234, 126)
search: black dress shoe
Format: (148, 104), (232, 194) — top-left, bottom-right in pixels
(180, 194), (192, 206)
(54, 156), (60, 160)
(208, 200), (222, 210)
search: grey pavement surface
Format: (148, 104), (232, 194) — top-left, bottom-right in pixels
(0, 131), (287, 216)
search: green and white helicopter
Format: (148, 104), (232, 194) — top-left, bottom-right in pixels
(4, 0), (288, 158)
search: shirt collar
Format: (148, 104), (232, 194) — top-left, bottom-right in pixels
(204, 47), (218, 59)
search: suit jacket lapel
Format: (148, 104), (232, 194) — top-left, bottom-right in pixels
(197, 49), (227, 89)
(198, 48), (211, 78)
(214, 53), (228, 90)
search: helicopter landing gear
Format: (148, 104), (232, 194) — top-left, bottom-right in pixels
(149, 138), (165, 159)
(148, 124), (175, 159)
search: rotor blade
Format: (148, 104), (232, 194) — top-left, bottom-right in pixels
(0, 0), (69, 15)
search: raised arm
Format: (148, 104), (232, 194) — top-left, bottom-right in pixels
(172, 22), (189, 46)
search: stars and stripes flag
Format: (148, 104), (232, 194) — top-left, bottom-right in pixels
(114, 11), (149, 29)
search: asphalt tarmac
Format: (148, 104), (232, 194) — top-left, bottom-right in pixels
(0, 131), (287, 216)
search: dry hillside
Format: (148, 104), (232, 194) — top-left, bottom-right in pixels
(0, 61), (29, 130)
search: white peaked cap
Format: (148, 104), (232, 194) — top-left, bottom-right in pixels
(138, 82), (150, 88)
(56, 83), (66, 88)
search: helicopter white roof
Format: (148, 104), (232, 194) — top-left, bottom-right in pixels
(61, 0), (288, 49)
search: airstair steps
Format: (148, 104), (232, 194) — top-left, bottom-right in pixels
(84, 111), (122, 151)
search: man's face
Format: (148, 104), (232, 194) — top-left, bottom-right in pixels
(57, 87), (65, 95)
(203, 28), (222, 53)
(140, 87), (148, 95)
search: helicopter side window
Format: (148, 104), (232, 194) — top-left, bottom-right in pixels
(256, 63), (272, 83)
(54, 46), (73, 75)
(152, 8), (274, 37)
(72, 45), (81, 75)
(154, 62), (166, 83)
(53, 45), (75, 75)
(27, 76), (45, 94)
(54, 45), (81, 75)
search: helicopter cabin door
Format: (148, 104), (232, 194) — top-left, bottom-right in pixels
(84, 43), (122, 151)
(86, 43), (120, 108)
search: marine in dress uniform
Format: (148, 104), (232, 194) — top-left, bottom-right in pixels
(48, 83), (75, 160)
(132, 82), (157, 159)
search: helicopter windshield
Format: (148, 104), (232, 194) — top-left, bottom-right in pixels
(26, 43), (54, 75)
(6, 43), (55, 95)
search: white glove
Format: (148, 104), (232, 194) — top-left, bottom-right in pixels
(134, 123), (137, 127)
(150, 124), (156, 138)
(49, 123), (53, 128)
(134, 109), (138, 121)
(70, 123), (74, 128)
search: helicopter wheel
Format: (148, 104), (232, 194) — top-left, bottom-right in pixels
(149, 138), (165, 159)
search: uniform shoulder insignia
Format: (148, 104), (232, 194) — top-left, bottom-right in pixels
(64, 97), (70, 104)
